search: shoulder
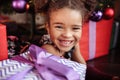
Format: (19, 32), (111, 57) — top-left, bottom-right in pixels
(41, 44), (53, 49)
(41, 44), (55, 53)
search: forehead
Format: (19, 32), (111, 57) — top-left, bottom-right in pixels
(49, 8), (82, 25)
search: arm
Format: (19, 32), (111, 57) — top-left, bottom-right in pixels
(71, 43), (86, 64)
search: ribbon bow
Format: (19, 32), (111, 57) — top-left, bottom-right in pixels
(8, 45), (80, 80)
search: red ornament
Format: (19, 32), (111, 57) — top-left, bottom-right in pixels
(12, 0), (27, 13)
(103, 7), (114, 20)
(26, 3), (30, 11)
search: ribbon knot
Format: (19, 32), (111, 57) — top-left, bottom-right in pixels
(8, 44), (80, 80)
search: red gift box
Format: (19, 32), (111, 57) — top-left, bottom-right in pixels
(80, 19), (113, 61)
(0, 24), (8, 60)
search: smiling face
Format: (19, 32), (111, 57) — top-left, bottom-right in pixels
(46, 8), (82, 53)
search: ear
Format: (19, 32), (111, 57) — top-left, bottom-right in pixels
(45, 22), (50, 34)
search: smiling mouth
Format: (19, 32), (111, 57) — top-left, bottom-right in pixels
(59, 40), (73, 47)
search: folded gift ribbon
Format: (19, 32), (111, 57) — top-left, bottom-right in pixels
(9, 44), (80, 80)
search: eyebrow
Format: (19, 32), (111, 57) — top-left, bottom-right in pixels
(72, 25), (82, 27)
(52, 22), (82, 27)
(52, 22), (64, 25)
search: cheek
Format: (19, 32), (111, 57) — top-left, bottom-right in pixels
(76, 35), (81, 41)
(49, 30), (58, 41)
(75, 31), (82, 41)
(79, 33), (82, 39)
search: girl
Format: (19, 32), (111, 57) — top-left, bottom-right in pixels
(0, 0), (98, 80)
(34, 0), (97, 79)
(36, 0), (97, 64)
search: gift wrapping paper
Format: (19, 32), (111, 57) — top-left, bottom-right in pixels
(0, 24), (8, 61)
(80, 19), (113, 60)
(0, 45), (86, 80)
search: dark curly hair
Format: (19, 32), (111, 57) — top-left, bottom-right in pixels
(34, 0), (97, 23)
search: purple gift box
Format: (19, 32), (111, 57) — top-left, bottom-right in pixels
(0, 45), (86, 80)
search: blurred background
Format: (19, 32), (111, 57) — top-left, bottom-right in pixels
(0, 0), (120, 80)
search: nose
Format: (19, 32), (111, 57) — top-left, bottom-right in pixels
(61, 30), (72, 38)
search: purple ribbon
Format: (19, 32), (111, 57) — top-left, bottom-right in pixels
(8, 44), (80, 80)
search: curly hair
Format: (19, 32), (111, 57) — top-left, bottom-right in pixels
(34, 0), (97, 23)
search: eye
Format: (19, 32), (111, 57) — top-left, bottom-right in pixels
(55, 25), (63, 29)
(72, 26), (82, 31)
(73, 27), (80, 30)
(56, 26), (62, 28)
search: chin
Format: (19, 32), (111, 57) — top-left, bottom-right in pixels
(60, 47), (73, 52)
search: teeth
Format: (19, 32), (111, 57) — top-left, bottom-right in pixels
(64, 42), (70, 44)
(61, 40), (71, 46)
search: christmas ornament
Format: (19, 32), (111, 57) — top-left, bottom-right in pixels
(26, 3), (30, 11)
(12, 0), (27, 13)
(89, 10), (103, 22)
(103, 7), (114, 20)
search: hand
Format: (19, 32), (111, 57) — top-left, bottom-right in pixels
(71, 43), (86, 64)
